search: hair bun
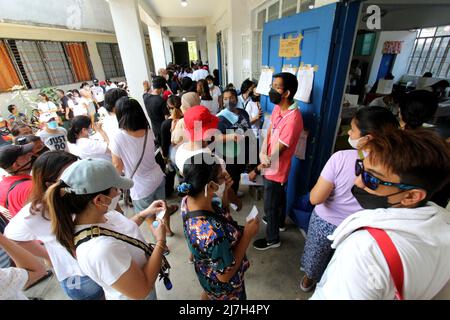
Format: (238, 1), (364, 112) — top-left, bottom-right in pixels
(177, 182), (192, 196)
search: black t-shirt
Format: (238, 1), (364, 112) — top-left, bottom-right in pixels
(160, 119), (173, 158)
(144, 93), (169, 146)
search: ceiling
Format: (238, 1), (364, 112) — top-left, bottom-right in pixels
(145, 0), (220, 18)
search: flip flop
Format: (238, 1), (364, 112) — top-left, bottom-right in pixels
(24, 270), (53, 290)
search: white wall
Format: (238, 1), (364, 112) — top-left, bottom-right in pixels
(367, 31), (417, 87)
(0, 0), (114, 32)
(162, 30), (173, 64)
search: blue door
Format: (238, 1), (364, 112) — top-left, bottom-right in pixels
(260, 2), (361, 223)
(377, 54), (396, 80)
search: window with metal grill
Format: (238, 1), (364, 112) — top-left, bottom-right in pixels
(97, 43), (125, 79)
(407, 25), (450, 78)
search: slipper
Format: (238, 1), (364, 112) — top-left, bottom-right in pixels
(25, 270), (53, 290)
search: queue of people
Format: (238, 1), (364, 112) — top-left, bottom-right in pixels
(0, 62), (449, 302)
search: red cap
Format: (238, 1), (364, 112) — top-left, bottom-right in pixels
(184, 106), (219, 142)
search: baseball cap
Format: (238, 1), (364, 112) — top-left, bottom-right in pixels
(184, 106), (219, 142)
(60, 158), (133, 195)
(0, 143), (34, 170)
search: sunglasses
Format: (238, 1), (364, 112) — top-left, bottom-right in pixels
(355, 159), (419, 191)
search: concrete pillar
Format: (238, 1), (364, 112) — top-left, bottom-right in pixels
(108, 0), (151, 109)
(148, 24), (167, 72)
(86, 41), (106, 81)
(207, 23), (217, 71)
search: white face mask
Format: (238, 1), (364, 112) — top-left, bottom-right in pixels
(208, 83), (214, 89)
(103, 194), (120, 212)
(348, 136), (364, 149)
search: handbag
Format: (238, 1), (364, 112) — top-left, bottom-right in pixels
(123, 129), (148, 207)
(74, 225), (172, 290)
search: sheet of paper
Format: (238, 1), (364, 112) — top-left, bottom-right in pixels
(294, 130), (308, 160)
(344, 94), (359, 106)
(157, 210), (166, 220)
(240, 173), (264, 186)
(246, 205), (259, 222)
(256, 69), (273, 96)
(294, 68), (314, 103)
(376, 79), (394, 95)
(282, 66), (298, 75)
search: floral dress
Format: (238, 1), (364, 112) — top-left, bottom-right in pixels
(181, 197), (250, 300)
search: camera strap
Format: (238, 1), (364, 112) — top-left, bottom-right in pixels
(74, 226), (171, 287)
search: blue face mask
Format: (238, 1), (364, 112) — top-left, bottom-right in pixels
(47, 121), (58, 130)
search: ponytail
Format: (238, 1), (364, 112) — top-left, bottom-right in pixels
(67, 115), (91, 144)
(46, 182), (77, 256)
(45, 181), (111, 257)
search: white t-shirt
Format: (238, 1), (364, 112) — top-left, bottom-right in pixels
(245, 100), (261, 131)
(0, 267), (28, 300)
(5, 204), (86, 281)
(238, 95), (251, 110)
(92, 86), (105, 103)
(175, 143), (226, 175)
(210, 86), (221, 115)
(38, 101), (58, 123)
(73, 98), (88, 117)
(36, 128), (69, 152)
(311, 203), (450, 300)
(110, 130), (164, 200)
(69, 137), (111, 161)
(200, 99), (217, 115)
(192, 69), (209, 81)
(75, 210), (151, 300)
(102, 113), (120, 142)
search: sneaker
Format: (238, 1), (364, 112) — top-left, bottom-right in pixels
(262, 216), (286, 232)
(299, 275), (315, 293)
(253, 238), (281, 251)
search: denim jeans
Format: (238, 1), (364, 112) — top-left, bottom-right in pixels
(263, 177), (287, 243)
(132, 178), (166, 213)
(60, 276), (105, 300)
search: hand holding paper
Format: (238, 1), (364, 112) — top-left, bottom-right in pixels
(153, 210), (166, 228)
(246, 205), (259, 222)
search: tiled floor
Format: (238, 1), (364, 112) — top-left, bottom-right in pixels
(24, 185), (313, 300)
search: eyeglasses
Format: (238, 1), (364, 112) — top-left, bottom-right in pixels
(355, 159), (419, 191)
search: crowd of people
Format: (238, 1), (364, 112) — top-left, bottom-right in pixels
(0, 60), (449, 301)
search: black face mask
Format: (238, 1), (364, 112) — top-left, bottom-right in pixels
(351, 186), (405, 210)
(269, 89), (283, 105)
(251, 95), (260, 102)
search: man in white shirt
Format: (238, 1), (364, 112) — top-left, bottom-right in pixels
(311, 129), (450, 300)
(192, 65), (209, 82)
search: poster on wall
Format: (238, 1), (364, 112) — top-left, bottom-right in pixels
(256, 68), (274, 96)
(279, 35), (303, 58)
(294, 68), (315, 103)
(382, 41), (403, 54)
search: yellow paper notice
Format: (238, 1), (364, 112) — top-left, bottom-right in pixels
(279, 36), (302, 58)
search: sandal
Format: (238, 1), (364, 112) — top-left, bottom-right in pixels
(24, 270), (53, 290)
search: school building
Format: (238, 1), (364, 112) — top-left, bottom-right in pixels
(1, 0), (450, 228)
